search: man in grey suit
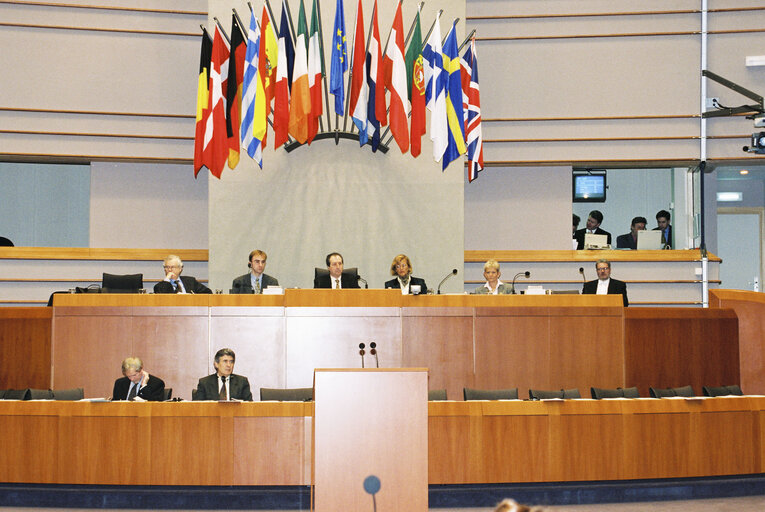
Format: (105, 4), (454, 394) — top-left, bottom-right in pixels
(231, 249), (279, 294)
(193, 348), (253, 401)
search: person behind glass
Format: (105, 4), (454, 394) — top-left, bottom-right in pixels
(654, 209), (673, 248)
(574, 210), (612, 250)
(111, 357), (165, 401)
(615, 216), (647, 250)
(153, 254), (211, 294)
(231, 249), (279, 294)
(582, 259), (629, 307)
(313, 252), (360, 289)
(384, 254), (428, 294)
(472, 259), (512, 294)
(193, 348), (253, 401)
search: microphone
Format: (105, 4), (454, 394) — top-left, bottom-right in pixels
(357, 275), (368, 289)
(579, 267), (586, 283)
(369, 342), (379, 368)
(437, 269), (458, 294)
(359, 343), (366, 368)
(511, 271), (530, 294)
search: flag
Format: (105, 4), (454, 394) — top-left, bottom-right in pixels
(422, 12), (446, 162)
(193, 30), (213, 177)
(259, 5), (279, 146)
(289, 0), (311, 143)
(273, 0), (293, 147)
(241, 9), (265, 166)
(405, 9), (425, 157)
(383, 1), (409, 153)
(441, 22), (466, 170)
(461, 37), (483, 181)
(307, 0), (324, 143)
(226, 14), (246, 169)
(202, 24), (229, 178)
(348, 0), (368, 145)
(369, 0), (385, 126)
(329, 0), (347, 115)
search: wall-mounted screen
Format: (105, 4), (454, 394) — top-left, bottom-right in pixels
(573, 171), (606, 202)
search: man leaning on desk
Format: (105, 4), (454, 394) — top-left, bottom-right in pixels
(112, 357), (165, 401)
(194, 348), (253, 401)
(153, 254), (212, 294)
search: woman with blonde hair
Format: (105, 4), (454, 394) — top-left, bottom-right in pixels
(384, 254), (428, 294)
(473, 259), (512, 295)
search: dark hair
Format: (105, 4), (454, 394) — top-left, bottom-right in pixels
(326, 252), (343, 267)
(656, 210), (670, 221)
(214, 348), (236, 363)
(588, 210), (603, 224)
(573, 214), (580, 228)
(631, 216), (647, 227)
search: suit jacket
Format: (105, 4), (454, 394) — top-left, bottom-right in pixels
(653, 225), (673, 248)
(313, 273), (360, 289)
(615, 233), (638, 250)
(153, 275), (212, 294)
(231, 273), (279, 294)
(112, 374), (166, 401)
(472, 283), (513, 295)
(582, 278), (629, 307)
(384, 276), (428, 294)
(194, 373), (253, 401)
(574, 227), (612, 250)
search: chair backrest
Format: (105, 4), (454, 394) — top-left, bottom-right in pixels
(428, 389), (448, 401)
(314, 267), (358, 282)
(621, 387), (640, 398)
(162, 388), (173, 401)
(529, 389), (564, 400)
(463, 387), (518, 400)
(591, 387), (640, 399)
(102, 273), (143, 293)
(0, 236), (13, 246)
(191, 388), (198, 401)
(3, 389), (31, 400)
(260, 387), (314, 401)
(651, 385), (696, 398)
(52, 388), (84, 400)
(28, 389), (54, 400)
(0, 389), (5, 399)
(672, 385), (695, 397)
(703, 384), (744, 397)
(562, 388), (581, 399)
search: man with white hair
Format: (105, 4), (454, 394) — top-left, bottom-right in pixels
(153, 254), (211, 294)
(112, 357), (165, 401)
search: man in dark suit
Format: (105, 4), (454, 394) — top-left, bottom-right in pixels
(654, 210), (673, 249)
(314, 252), (360, 289)
(384, 254), (428, 294)
(112, 357), (165, 401)
(194, 348), (253, 401)
(574, 210), (612, 250)
(153, 254), (212, 294)
(582, 259), (629, 307)
(231, 249), (279, 293)
(616, 216), (647, 250)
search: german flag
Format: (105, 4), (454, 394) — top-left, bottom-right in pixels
(193, 29), (213, 177)
(226, 14), (247, 170)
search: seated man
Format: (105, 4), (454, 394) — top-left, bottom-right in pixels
(231, 249), (279, 294)
(314, 252), (360, 289)
(574, 210), (612, 249)
(193, 348), (253, 401)
(112, 357), (165, 401)
(153, 254), (211, 294)
(582, 259), (629, 307)
(654, 209), (673, 248)
(616, 216), (647, 250)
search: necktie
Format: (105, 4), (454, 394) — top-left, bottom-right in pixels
(334, 278), (340, 289)
(127, 383), (137, 401)
(219, 376), (227, 400)
(255, 277), (261, 294)
(174, 280), (181, 293)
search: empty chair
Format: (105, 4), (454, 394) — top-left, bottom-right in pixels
(463, 387), (518, 400)
(0, 390), (5, 399)
(162, 388), (173, 401)
(28, 389), (53, 400)
(529, 388), (581, 400)
(260, 387), (313, 401)
(3, 389), (31, 400)
(52, 388), (84, 400)
(591, 387), (640, 399)
(649, 385), (695, 398)
(428, 389), (448, 401)
(102, 273), (143, 293)
(702, 385), (744, 397)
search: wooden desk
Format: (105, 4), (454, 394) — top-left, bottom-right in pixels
(0, 398), (762, 485)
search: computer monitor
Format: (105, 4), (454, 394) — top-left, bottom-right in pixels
(637, 230), (664, 250)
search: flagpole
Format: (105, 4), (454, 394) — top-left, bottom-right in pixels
(341, 0), (361, 133)
(315, 0), (332, 133)
(282, 0), (298, 43)
(233, 9), (248, 39)
(459, 29), (476, 51)
(419, 8), (442, 47)
(213, 17), (231, 45)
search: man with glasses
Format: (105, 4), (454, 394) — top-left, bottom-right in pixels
(582, 259), (629, 306)
(153, 254), (212, 294)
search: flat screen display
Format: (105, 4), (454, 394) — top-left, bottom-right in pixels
(573, 172), (606, 202)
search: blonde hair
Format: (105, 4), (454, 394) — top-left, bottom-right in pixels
(390, 254), (413, 276)
(484, 259), (500, 272)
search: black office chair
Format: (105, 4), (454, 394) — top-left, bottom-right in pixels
(28, 389), (54, 400)
(591, 387), (640, 399)
(191, 388), (198, 401)
(2, 389), (31, 400)
(0, 390), (6, 399)
(702, 385), (744, 397)
(162, 388), (173, 401)
(52, 388), (84, 400)
(313, 267), (359, 285)
(428, 389), (448, 401)
(529, 388), (581, 400)
(0, 236), (13, 246)
(463, 387), (518, 400)
(102, 273), (143, 293)
(649, 385), (695, 398)
(260, 387), (313, 401)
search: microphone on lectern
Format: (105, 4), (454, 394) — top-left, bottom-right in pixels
(511, 271), (531, 294)
(359, 343), (366, 368)
(357, 275), (369, 289)
(370, 342), (379, 368)
(437, 269), (458, 294)
(579, 267), (586, 283)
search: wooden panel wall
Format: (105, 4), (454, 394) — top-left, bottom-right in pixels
(0, 308), (51, 389)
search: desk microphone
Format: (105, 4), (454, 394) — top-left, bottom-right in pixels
(511, 271), (530, 294)
(579, 267), (586, 283)
(357, 275), (369, 289)
(369, 342), (379, 368)
(437, 269), (458, 294)
(359, 343), (366, 368)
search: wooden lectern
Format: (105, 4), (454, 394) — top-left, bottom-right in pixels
(313, 368), (428, 511)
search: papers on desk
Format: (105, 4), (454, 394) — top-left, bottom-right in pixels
(263, 286), (283, 295)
